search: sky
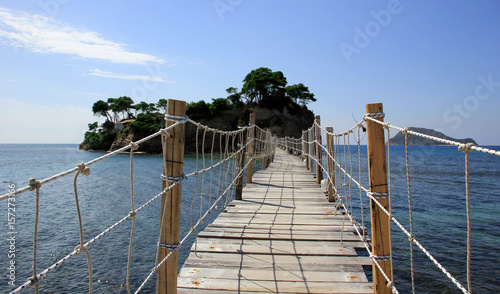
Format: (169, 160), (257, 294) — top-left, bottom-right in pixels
(0, 0), (499, 145)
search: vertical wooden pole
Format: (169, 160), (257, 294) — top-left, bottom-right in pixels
(315, 116), (323, 184)
(308, 128), (313, 174)
(301, 131), (306, 161)
(246, 112), (255, 183)
(235, 131), (246, 200)
(366, 103), (392, 294)
(304, 130), (309, 170)
(265, 128), (272, 169)
(157, 99), (186, 294)
(326, 127), (336, 202)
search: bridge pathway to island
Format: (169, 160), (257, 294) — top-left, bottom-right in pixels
(177, 148), (372, 293)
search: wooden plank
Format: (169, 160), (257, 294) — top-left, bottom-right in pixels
(179, 267), (369, 282)
(189, 238), (359, 256)
(178, 148), (372, 293)
(177, 278), (373, 293)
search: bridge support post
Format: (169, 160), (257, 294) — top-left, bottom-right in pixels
(326, 127), (336, 202)
(365, 103), (392, 294)
(315, 115), (323, 184)
(308, 128), (313, 173)
(157, 99), (186, 294)
(235, 130), (246, 200)
(246, 112), (255, 184)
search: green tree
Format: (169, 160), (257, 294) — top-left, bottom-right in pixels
(186, 100), (211, 121)
(241, 67), (287, 105)
(135, 101), (157, 114)
(108, 96), (135, 122)
(210, 98), (231, 115)
(157, 99), (168, 113)
(88, 122), (98, 132)
(92, 100), (112, 122)
(286, 83), (316, 105)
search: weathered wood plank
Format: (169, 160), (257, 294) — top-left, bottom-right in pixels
(178, 149), (372, 293)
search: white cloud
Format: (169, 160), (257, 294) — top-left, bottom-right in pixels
(0, 99), (93, 143)
(89, 69), (171, 82)
(0, 7), (164, 65)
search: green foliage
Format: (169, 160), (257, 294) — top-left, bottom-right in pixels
(92, 100), (112, 121)
(241, 67), (288, 105)
(83, 131), (116, 150)
(108, 96), (135, 121)
(187, 100), (211, 121)
(209, 98), (231, 115)
(286, 83), (316, 105)
(130, 113), (162, 134)
(134, 101), (157, 114)
(88, 122), (98, 132)
(157, 99), (168, 113)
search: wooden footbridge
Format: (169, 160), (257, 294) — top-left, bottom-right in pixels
(177, 148), (372, 293)
(7, 100), (487, 294)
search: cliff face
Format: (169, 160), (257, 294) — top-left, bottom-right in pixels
(389, 127), (477, 145)
(80, 105), (314, 154)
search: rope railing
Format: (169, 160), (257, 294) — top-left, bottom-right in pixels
(278, 104), (498, 294)
(6, 99), (277, 294)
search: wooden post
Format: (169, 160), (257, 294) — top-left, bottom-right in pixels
(315, 116), (323, 184)
(366, 103), (392, 294)
(246, 113), (255, 183)
(302, 131), (306, 161)
(303, 130), (309, 170)
(307, 128), (315, 172)
(326, 127), (335, 202)
(157, 99), (186, 294)
(265, 128), (272, 169)
(235, 131), (246, 200)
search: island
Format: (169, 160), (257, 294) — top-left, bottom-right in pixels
(388, 127), (477, 145)
(79, 67), (316, 154)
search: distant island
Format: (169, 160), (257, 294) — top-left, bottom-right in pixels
(389, 127), (477, 145)
(79, 67), (316, 154)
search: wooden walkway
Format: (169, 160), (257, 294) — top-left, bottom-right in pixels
(177, 149), (372, 293)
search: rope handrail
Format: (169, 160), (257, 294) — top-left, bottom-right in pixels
(0, 120), (184, 202)
(286, 109), (499, 294)
(364, 116), (500, 156)
(7, 108), (277, 294)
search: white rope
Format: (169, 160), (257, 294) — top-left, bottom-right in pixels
(0, 121), (185, 202)
(404, 131), (416, 294)
(126, 142), (139, 294)
(28, 178), (41, 293)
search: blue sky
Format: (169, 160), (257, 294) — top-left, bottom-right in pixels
(1, 1), (499, 144)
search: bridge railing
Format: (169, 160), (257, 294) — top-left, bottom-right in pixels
(277, 102), (500, 294)
(1, 99), (276, 294)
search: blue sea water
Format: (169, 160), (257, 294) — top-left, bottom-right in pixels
(0, 144), (499, 293)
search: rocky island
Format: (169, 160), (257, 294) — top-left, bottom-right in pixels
(79, 67), (316, 154)
(388, 127), (477, 145)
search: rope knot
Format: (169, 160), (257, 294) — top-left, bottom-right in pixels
(458, 142), (476, 153)
(409, 235), (415, 243)
(382, 122), (390, 130)
(402, 128), (412, 137)
(164, 114), (188, 123)
(130, 142), (139, 151)
(27, 274), (40, 285)
(77, 162), (90, 176)
(28, 178), (41, 191)
(386, 281), (394, 288)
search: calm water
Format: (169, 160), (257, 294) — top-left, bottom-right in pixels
(0, 144), (499, 293)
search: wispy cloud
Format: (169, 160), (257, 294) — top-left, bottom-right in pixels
(89, 69), (171, 82)
(0, 7), (164, 65)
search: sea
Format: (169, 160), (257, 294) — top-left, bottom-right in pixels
(0, 144), (499, 293)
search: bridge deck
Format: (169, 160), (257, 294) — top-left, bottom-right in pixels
(177, 149), (372, 293)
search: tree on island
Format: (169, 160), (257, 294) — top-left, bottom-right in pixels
(285, 83), (316, 106)
(241, 67), (288, 105)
